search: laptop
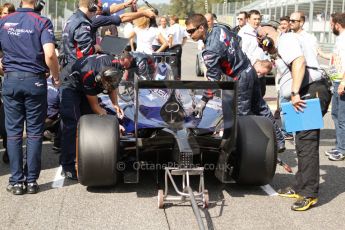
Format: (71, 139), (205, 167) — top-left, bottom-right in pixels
(100, 36), (129, 55)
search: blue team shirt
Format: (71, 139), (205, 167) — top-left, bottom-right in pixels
(0, 8), (55, 73)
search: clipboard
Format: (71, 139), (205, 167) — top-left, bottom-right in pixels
(281, 98), (323, 132)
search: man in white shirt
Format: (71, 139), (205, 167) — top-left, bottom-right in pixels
(238, 10), (267, 65)
(168, 15), (188, 80)
(260, 23), (331, 211)
(152, 16), (170, 51)
(289, 12), (320, 66)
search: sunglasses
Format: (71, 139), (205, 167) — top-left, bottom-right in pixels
(186, 25), (200, 35)
(289, 19), (300, 23)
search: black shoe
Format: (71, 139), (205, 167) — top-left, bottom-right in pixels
(277, 187), (301, 199)
(61, 170), (78, 180)
(2, 150), (9, 164)
(291, 196), (318, 211)
(27, 182), (39, 194)
(7, 183), (27, 195)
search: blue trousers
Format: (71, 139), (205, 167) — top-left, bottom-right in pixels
(331, 82), (345, 153)
(60, 86), (92, 172)
(2, 72), (47, 184)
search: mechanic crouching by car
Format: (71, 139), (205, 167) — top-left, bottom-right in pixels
(60, 54), (124, 180)
(0, 0), (60, 195)
(120, 51), (156, 81)
(185, 14), (285, 152)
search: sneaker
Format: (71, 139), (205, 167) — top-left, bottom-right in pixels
(61, 170), (78, 180)
(325, 149), (340, 156)
(328, 152), (345, 161)
(277, 187), (300, 199)
(27, 182), (39, 194)
(291, 196), (318, 211)
(6, 183), (27, 195)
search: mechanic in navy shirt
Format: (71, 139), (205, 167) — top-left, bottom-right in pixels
(60, 54), (123, 180)
(120, 51), (156, 81)
(185, 14), (285, 153)
(60, 0), (156, 66)
(0, 0), (59, 195)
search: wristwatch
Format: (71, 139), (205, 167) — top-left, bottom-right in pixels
(291, 91), (299, 96)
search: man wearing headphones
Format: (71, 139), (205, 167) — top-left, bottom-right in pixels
(60, 0), (156, 67)
(259, 24), (331, 211)
(60, 54), (124, 180)
(0, 0), (59, 194)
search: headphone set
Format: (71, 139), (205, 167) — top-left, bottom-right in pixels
(19, 0), (45, 12)
(88, 0), (98, 12)
(258, 34), (274, 51)
(95, 67), (122, 90)
(34, 0), (45, 12)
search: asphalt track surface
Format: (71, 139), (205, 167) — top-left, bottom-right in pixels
(0, 42), (344, 230)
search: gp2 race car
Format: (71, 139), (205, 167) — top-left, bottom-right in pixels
(75, 43), (276, 217)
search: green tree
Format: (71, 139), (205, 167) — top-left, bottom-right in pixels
(168, 0), (226, 18)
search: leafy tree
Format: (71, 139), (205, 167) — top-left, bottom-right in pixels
(168, 0), (226, 18)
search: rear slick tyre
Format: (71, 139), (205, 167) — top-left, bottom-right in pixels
(77, 114), (120, 187)
(233, 115), (277, 186)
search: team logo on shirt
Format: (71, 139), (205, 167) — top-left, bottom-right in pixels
(48, 29), (54, 36)
(4, 22), (33, 36)
(35, 82), (44, 87)
(219, 28), (230, 46)
(3, 22), (18, 30)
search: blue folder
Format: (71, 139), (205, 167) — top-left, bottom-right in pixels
(281, 98), (323, 133)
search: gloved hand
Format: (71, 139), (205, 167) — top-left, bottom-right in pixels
(193, 100), (207, 119)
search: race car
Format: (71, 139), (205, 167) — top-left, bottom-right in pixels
(76, 54), (277, 187)
(75, 39), (277, 211)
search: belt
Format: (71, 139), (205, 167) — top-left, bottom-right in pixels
(5, 72), (46, 78)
